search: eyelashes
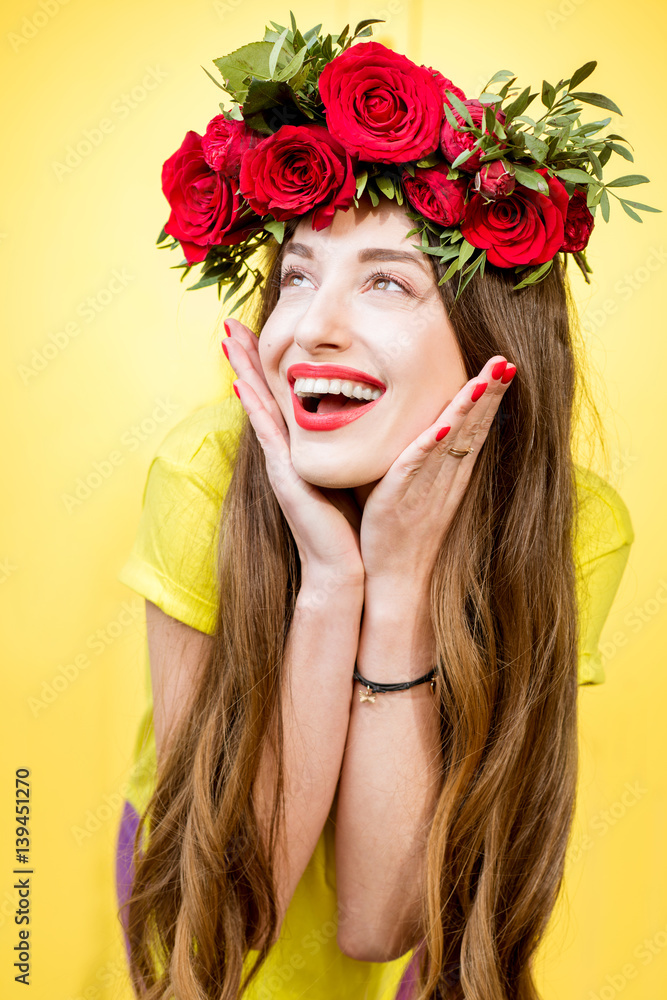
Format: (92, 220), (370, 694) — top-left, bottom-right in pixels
(275, 265), (414, 296)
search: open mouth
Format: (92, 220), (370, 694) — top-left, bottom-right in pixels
(291, 377), (384, 416)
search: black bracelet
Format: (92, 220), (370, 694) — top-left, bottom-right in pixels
(353, 667), (438, 703)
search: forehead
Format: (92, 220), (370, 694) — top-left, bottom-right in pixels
(283, 202), (431, 275)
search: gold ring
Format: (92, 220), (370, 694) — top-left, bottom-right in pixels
(448, 446), (474, 458)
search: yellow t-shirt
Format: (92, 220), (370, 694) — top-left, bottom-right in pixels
(117, 396), (634, 999)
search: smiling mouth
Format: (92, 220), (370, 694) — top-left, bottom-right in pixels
(291, 377), (384, 416)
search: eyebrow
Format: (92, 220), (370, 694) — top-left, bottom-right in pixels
(282, 241), (431, 274)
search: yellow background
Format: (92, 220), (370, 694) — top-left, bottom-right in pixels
(1, 0), (665, 997)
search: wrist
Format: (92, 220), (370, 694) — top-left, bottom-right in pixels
(299, 565), (365, 608)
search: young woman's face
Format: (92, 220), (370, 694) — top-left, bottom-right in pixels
(258, 198), (466, 489)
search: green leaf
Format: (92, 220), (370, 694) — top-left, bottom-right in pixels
(524, 133), (549, 163)
(242, 78), (298, 119)
(513, 163), (549, 193)
(156, 225), (168, 244)
(456, 250), (486, 297)
(376, 175), (395, 200)
(482, 69), (515, 91)
(569, 91), (622, 115)
(541, 80), (556, 109)
(568, 60), (597, 91)
(555, 167), (597, 184)
(513, 259), (553, 291)
(269, 27), (288, 77)
(588, 150), (603, 180)
(620, 201), (642, 222)
(600, 187), (610, 223)
(274, 44), (307, 83)
(443, 101), (465, 132)
(457, 240), (475, 271)
(607, 141), (634, 162)
(201, 64), (228, 92)
(355, 169), (368, 199)
(353, 17), (385, 35)
(439, 255), (460, 285)
(446, 90), (473, 126)
(415, 153), (441, 168)
(336, 23), (350, 46)
(451, 147), (476, 169)
(263, 219), (285, 242)
(213, 42), (278, 92)
(605, 174), (649, 188)
(367, 186), (379, 208)
(504, 85), (533, 121)
(619, 199), (661, 213)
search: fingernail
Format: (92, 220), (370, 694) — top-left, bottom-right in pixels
(221, 341), (229, 360)
(435, 425), (451, 442)
(232, 382), (240, 399)
(223, 321), (231, 337)
(501, 366), (517, 384)
(491, 360), (507, 381)
(471, 381), (488, 402)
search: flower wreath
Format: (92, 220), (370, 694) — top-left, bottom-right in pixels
(157, 12), (659, 313)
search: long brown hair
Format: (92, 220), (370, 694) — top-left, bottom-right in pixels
(123, 212), (601, 1000)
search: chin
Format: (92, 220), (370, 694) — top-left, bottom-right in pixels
(291, 451), (388, 489)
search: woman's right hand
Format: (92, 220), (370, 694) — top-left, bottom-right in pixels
(223, 318), (365, 586)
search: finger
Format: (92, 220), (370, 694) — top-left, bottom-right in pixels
(233, 380), (298, 491)
(442, 357), (515, 460)
(225, 338), (290, 446)
(224, 317), (266, 384)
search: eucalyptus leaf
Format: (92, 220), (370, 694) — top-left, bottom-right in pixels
(367, 186), (379, 208)
(620, 201), (642, 222)
(269, 28), (289, 77)
(439, 256), (460, 285)
(513, 163), (549, 193)
(607, 141), (634, 162)
(457, 240), (475, 271)
(605, 174), (649, 187)
(569, 91), (622, 115)
(355, 169), (368, 199)
(504, 86), (533, 121)
(568, 60), (597, 91)
(201, 65), (228, 92)
(353, 17), (385, 34)
(524, 133), (548, 163)
(600, 187), (610, 222)
(513, 259), (553, 291)
(274, 45), (307, 83)
(541, 80), (556, 109)
(619, 199), (661, 213)
(446, 90), (473, 126)
(555, 167), (597, 184)
(451, 147), (475, 169)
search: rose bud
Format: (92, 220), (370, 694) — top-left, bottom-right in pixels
(474, 159), (516, 198)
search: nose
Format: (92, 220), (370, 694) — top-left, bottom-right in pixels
(291, 280), (354, 355)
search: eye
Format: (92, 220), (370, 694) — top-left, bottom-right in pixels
(369, 271), (410, 293)
(279, 266), (314, 289)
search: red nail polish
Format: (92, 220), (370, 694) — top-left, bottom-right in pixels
(223, 321), (231, 337)
(501, 366), (517, 384)
(435, 425), (451, 442)
(221, 341), (229, 360)
(232, 382), (240, 399)
(471, 381), (487, 402)
(491, 360), (507, 381)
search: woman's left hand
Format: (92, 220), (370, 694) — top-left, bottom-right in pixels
(359, 355), (516, 586)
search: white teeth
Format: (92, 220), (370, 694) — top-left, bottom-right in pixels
(293, 375), (384, 400)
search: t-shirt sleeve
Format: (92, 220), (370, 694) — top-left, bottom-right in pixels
(574, 469), (635, 685)
(117, 401), (240, 635)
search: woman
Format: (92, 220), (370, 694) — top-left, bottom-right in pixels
(116, 20), (639, 1000)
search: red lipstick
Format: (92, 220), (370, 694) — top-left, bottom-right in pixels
(287, 363), (385, 432)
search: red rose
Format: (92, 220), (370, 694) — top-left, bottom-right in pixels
(161, 131), (258, 264)
(461, 170), (569, 267)
(440, 99), (506, 173)
(201, 114), (262, 177)
(318, 41), (443, 163)
(474, 159), (515, 198)
(402, 164), (468, 226)
(422, 66), (467, 110)
(238, 124), (356, 230)
(560, 189), (595, 253)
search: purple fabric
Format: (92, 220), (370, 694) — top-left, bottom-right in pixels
(115, 799), (141, 959)
(395, 941), (426, 999)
